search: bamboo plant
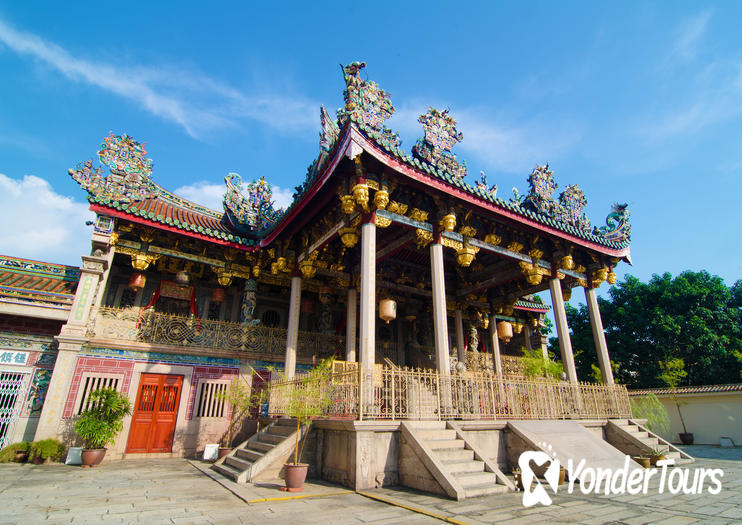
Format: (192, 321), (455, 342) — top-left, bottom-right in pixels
(214, 377), (264, 449)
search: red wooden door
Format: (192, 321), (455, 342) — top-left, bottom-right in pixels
(127, 374), (182, 453)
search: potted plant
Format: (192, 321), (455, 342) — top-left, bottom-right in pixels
(0, 442), (29, 463)
(213, 377), (264, 458)
(658, 358), (693, 445)
(279, 358), (334, 492)
(74, 387), (132, 467)
(28, 439), (65, 464)
(632, 456), (651, 468)
(649, 446), (666, 466)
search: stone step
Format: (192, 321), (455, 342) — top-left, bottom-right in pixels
(270, 424), (296, 436)
(455, 471), (499, 488)
(620, 425), (640, 433)
(443, 460), (486, 474)
(211, 462), (240, 482)
(611, 419), (630, 426)
(666, 451), (681, 460)
(641, 437), (659, 446)
(225, 455), (253, 471)
(417, 429), (456, 440)
(433, 448), (474, 462)
(236, 447), (263, 462)
(250, 441), (276, 453)
(406, 421), (447, 430)
(464, 483), (510, 499)
(259, 432), (287, 444)
(426, 439), (465, 450)
(275, 418), (297, 427)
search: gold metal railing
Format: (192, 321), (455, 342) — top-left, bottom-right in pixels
(266, 364), (632, 421)
(89, 306), (344, 358)
(267, 370), (360, 419)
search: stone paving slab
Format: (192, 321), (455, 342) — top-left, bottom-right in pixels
(0, 445), (739, 524)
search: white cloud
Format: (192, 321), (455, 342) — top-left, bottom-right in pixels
(671, 10), (713, 62)
(0, 174), (94, 266)
(174, 180), (294, 212)
(0, 19), (318, 138)
(389, 103), (581, 175)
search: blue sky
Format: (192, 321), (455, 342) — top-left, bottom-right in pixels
(0, 1), (740, 306)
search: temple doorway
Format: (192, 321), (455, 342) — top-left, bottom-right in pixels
(126, 373), (182, 453)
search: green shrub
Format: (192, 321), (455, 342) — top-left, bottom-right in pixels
(0, 442), (29, 463)
(28, 439), (66, 463)
(74, 388), (132, 449)
(630, 393), (670, 435)
(521, 348), (563, 379)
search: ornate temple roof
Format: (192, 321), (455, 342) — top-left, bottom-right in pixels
(70, 133), (258, 248)
(0, 255), (80, 311)
(513, 299), (550, 313)
(266, 62), (631, 255)
(70, 63), (630, 258)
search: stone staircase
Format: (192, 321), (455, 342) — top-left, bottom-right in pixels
(606, 419), (694, 465)
(403, 421), (513, 499)
(212, 418), (301, 483)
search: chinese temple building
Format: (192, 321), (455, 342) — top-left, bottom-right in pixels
(4, 61), (683, 499)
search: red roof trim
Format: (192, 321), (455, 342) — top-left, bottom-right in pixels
(90, 204), (256, 251)
(514, 306), (550, 312)
(351, 128), (630, 258)
(260, 131), (352, 247)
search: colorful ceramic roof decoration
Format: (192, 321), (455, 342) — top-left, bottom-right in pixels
(0, 255), (80, 310)
(337, 61), (400, 149)
(629, 383), (742, 396)
(513, 299), (550, 312)
(69, 133), (157, 204)
(222, 173), (285, 233)
(319, 105), (340, 152)
(69, 133), (258, 247)
(412, 107), (467, 181)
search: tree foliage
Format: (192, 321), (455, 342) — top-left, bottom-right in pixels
(555, 271), (742, 388)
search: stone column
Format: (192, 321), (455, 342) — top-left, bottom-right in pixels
(35, 254), (108, 440)
(585, 287), (615, 385)
(284, 275), (302, 380)
(359, 221), (376, 414)
(240, 278), (258, 324)
(429, 243), (451, 375)
(549, 278), (578, 384)
(488, 315), (503, 379)
(346, 287), (357, 362)
(524, 324), (533, 353)
(455, 309), (466, 365)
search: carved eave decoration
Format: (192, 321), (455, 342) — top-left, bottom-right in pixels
(222, 174), (285, 234)
(69, 132), (157, 203)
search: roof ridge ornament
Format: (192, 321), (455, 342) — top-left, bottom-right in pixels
(337, 61), (400, 148)
(595, 203), (631, 242)
(319, 105), (339, 152)
(223, 173), (285, 233)
(69, 132), (157, 203)
(412, 107), (468, 180)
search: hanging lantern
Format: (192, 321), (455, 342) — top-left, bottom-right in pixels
(212, 288), (226, 303)
(175, 270), (190, 285)
(513, 321), (524, 335)
(128, 272), (146, 291)
(379, 299), (397, 324)
(497, 321), (513, 343)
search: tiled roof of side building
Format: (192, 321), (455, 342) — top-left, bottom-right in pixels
(513, 299), (550, 312)
(0, 255), (80, 309)
(629, 383), (742, 396)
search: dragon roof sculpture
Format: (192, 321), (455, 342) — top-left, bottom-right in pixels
(223, 174), (285, 233)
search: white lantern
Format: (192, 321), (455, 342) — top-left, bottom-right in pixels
(497, 321), (513, 343)
(379, 299), (397, 324)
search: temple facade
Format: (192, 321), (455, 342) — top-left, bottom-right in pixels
(0, 62), (656, 497)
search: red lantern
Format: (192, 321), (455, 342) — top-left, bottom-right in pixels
(212, 287), (226, 303)
(129, 272), (146, 291)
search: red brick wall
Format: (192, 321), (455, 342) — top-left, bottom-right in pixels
(185, 366), (239, 420)
(62, 356), (135, 419)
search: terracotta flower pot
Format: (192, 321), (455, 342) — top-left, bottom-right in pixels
(633, 456), (651, 468)
(81, 448), (106, 468)
(650, 454), (666, 466)
(218, 447), (232, 459)
(679, 433), (694, 445)
(283, 463), (309, 492)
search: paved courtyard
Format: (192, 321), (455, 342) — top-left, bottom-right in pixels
(0, 446), (739, 524)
